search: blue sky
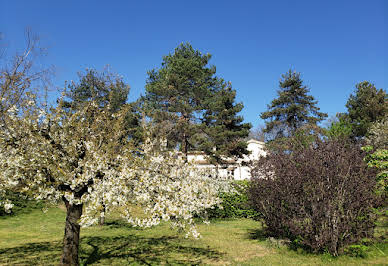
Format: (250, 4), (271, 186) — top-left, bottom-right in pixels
(1, 0), (386, 127)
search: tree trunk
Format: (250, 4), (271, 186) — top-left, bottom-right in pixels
(99, 203), (105, 226)
(181, 114), (189, 163)
(183, 133), (188, 162)
(61, 198), (83, 266)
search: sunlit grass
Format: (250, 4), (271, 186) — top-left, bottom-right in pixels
(0, 207), (387, 265)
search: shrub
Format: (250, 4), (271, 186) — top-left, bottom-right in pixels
(364, 118), (388, 198)
(250, 138), (379, 255)
(344, 244), (369, 258)
(205, 180), (260, 219)
(0, 191), (44, 217)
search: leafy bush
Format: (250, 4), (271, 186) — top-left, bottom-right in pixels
(363, 118), (388, 198)
(0, 191), (44, 217)
(344, 244), (369, 258)
(250, 138), (379, 255)
(205, 180), (260, 219)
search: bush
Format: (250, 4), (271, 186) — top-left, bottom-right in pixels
(250, 138), (379, 256)
(205, 180), (260, 219)
(344, 244), (369, 258)
(0, 191), (44, 217)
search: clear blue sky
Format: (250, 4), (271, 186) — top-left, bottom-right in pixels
(1, 0), (386, 127)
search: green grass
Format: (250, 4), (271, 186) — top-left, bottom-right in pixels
(0, 207), (387, 265)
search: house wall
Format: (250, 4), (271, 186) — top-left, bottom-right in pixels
(188, 139), (266, 180)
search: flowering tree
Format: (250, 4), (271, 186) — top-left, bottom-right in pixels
(0, 29), (53, 213)
(0, 97), (228, 265)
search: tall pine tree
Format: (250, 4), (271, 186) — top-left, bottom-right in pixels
(143, 43), (251, 162)
(261, 70), (327, 140)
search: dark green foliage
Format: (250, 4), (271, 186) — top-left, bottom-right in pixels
(197, 86), (251, 164)
(205, 180), (260, 219)
(64, 68), (143, 144)
(0, 191), (44, 217)
(261, 70), (327, 141)
(143, 43), (218, 156)
(250, 138), (379, 256)
(344, 81), (387, 139)
(64, 68), (129, 112)
(143, 43), (250, 161)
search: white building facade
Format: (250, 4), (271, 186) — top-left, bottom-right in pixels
(187, 139), (266, 180)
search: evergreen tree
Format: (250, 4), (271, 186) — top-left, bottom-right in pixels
(64, 67), (143, 145)
(326, 113), (353, 140)
(143, 43), (251, 161)
(261, 70), (327, 140)
(198, 84), (251, 164)
(345, 81), (387, 139)
(64, 68), (129, 112)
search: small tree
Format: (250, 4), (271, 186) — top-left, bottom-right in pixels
(260, 70), (327, 141)
(250, 137), (378, 255)
(0, 29), (53, 212)
(0, 96), (228, 265)
(325, 113), (353, 140)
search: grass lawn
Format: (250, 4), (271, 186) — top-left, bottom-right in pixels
(0, 207), (387, 265)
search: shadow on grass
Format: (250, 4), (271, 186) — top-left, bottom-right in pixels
(0, 241), (62, 265)
(81, 235), (222, 265)
(0, 234), (222, 265)
(247, 227), (268, 242)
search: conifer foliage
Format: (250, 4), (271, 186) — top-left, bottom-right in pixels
(199, 85), (251, 164)
(345, 81), (387, 139)
(261, 70), (327, 140)
(63, 68), (143, 145)
(143, 43), (251, 162)
(64, 68), (129, 112)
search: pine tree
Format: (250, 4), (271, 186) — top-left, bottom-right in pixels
(345, 81), (387, 139)
(64, 68), (129, 112)
(143, 43), (251, 161)
(198, 84), (251, 164)
(64, 68), (143, 145)
(261, 70), (327, 140)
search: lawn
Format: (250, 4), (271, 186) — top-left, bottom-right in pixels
(0, 207), (387, 265)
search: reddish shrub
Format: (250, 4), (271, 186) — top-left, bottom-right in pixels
(250, 138), (379, 255)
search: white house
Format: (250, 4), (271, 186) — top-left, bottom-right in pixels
(187, 139), (266, 180)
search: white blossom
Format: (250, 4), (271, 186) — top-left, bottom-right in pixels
(0, 100), (230, 237)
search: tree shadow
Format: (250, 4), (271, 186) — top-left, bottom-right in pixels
(0, 234), (222, 265)
(246, 228), (268, 242)
(0, 241), (62, 265)
(80, 235), (222, 265)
